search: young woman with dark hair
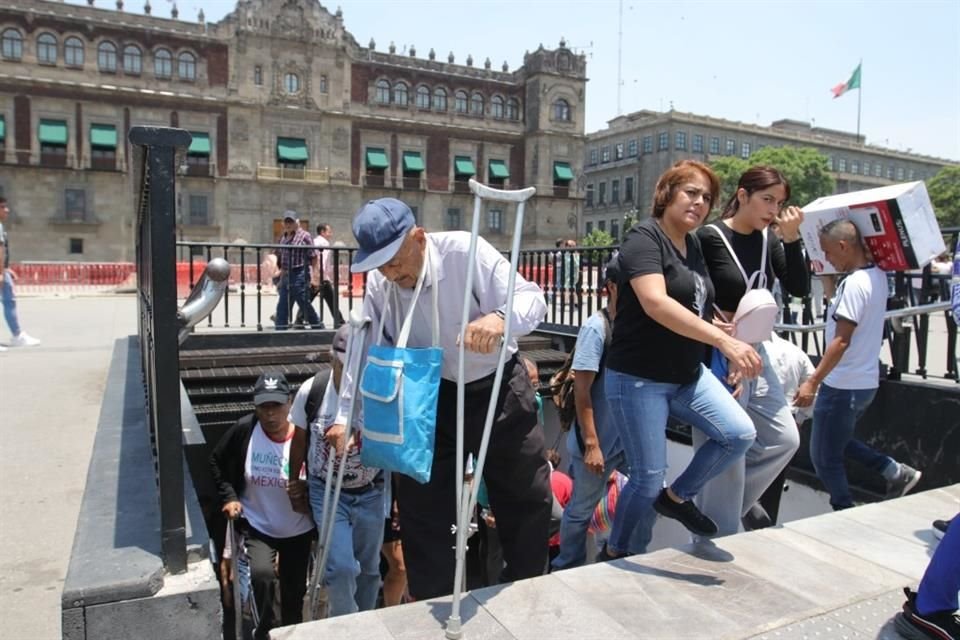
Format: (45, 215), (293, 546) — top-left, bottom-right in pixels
(694, 165), (810, 537)
(599, 160), (759, 559)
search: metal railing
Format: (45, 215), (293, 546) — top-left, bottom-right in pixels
(177, 242), (366, 331)
(131, 125), (190, 573)
(177, 227), (959, 381)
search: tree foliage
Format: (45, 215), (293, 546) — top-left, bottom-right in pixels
(708, 146), (836, 217)
(926, 165), (960, 228)
(582, 228), (616, 259)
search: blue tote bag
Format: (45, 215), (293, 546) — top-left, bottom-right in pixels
(359, 249), (442, 484)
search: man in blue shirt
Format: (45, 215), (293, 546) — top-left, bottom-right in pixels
(552, 255), (654, 570)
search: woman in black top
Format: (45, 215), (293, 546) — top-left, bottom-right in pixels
(694, 166), (808, 537)
(599, 160), (759, 560)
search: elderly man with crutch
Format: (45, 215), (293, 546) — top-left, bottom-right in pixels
(330, 194), (551, 605)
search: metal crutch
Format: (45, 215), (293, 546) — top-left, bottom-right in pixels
(446, 178), (536, 640)
(306, 309), (372, 620)
(226, 518), (260, 639)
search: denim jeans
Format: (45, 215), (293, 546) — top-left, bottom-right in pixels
(551, 449), (656, 569)
(308, 475), (385, 617)
(810, 384), (894, 509)
(917, 515), (960, 615)
(605, 365), (755, 555)
(2, 270), (21, 336)
(276, 267), (319, 330)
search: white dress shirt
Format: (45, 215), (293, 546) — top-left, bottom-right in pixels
(313, 234), (334, 282)
(334, 231), (546, 425)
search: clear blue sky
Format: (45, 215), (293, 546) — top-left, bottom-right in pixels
(73, 0), (960, 161)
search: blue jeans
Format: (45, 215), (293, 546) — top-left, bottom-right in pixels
(605, 365), (755, 555)
(308, 475), (385, 617)
(917, 515), (960, 615)
(2, 270), (21, 336)
(810, 384), (894, 509)
(276, 268), (319, 330)
(552, 449), (656, 569)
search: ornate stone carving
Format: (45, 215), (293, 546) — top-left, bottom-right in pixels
(332, 127), (348, 151)
(231, 117), (249, 143)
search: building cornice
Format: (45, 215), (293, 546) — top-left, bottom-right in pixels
(589, 109), (957, 166)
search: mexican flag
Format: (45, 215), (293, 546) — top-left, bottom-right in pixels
(832, 63), (861, 98)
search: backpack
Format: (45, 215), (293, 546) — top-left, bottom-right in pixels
(548, 309), (611, 432)
(302, 367), (333, 454)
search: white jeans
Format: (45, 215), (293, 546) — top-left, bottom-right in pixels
(693, 342), (801, 537)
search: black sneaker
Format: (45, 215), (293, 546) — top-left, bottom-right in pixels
(896, 588), (960, 639)
(742, 502), (773, 531)
(594, 542), (627, 563)
(886, 464), (922, 499)
(653, 489), (718, 537)
(933, 518), (952, 541)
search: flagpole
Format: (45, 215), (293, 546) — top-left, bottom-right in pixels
(856, 59), (862, 143)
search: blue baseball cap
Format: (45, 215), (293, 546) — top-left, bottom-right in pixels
(350, 198), (415, 273)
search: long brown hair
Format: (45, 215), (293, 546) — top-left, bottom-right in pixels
(652, 160), (720, 219)
(721, 166), (791, 219)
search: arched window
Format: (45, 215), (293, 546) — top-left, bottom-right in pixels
(1, 29), (22, 61)
(177, 51), (196, 80)
(154, 48), (172, 77)
(284, 72), (300, 93)
(415, 85), (430, 109)
(65, 37), (84, 67)
(432, 87), (447, 112)
(122, 45), (142, 74)
(454, 90), (468, 113)
(97, 41), (117, 72)
(470, 92), (484, 116)
(506, 97), (520, 121)
(375, 79), (391, 104)
(393, 81), (408, 106)
(553, 98), (571, 121)
(491, 95), (504, 119)
(37, 33), (57, 64)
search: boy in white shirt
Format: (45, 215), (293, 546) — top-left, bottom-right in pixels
(794, 220), (921, 509)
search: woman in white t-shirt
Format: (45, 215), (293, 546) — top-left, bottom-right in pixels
(210, 372), (315, 640)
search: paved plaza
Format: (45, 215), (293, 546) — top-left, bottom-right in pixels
(0, 294), (955, 639)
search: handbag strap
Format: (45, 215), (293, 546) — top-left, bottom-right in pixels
(377, 241), (440, 349)
(708, 223), (768, 290)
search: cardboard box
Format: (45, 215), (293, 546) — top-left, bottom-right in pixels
(799, 181), (946, 274)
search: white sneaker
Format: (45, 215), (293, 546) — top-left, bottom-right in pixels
(0, 344), (6, 351)
(10, 332), (40, 347)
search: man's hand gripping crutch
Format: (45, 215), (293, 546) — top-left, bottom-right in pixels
(446, 178), (536, 640)
(306, 309), (372, 621)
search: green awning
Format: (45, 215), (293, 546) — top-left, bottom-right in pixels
(366, 148), (389, 169)
(0, 117), (5, 141)
(488, 159), (510, 179)
(39, 120), (68, 145)
(188, 132), (211, 156)
(277, 137), (308, 162)
(553, 161), (574, 182)
(90, 124), (117, 149)
(454, 156), (475, 176)
(402, 151), (424, 172)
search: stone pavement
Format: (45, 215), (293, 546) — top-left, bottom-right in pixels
(273, 485), (959, 640)
(0, 295), (138, 640)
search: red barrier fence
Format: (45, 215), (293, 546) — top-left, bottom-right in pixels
(12, 262), (137, 293)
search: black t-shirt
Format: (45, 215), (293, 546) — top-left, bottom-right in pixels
(607, 218), (714, 384)
(696, 222), (809, 314)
